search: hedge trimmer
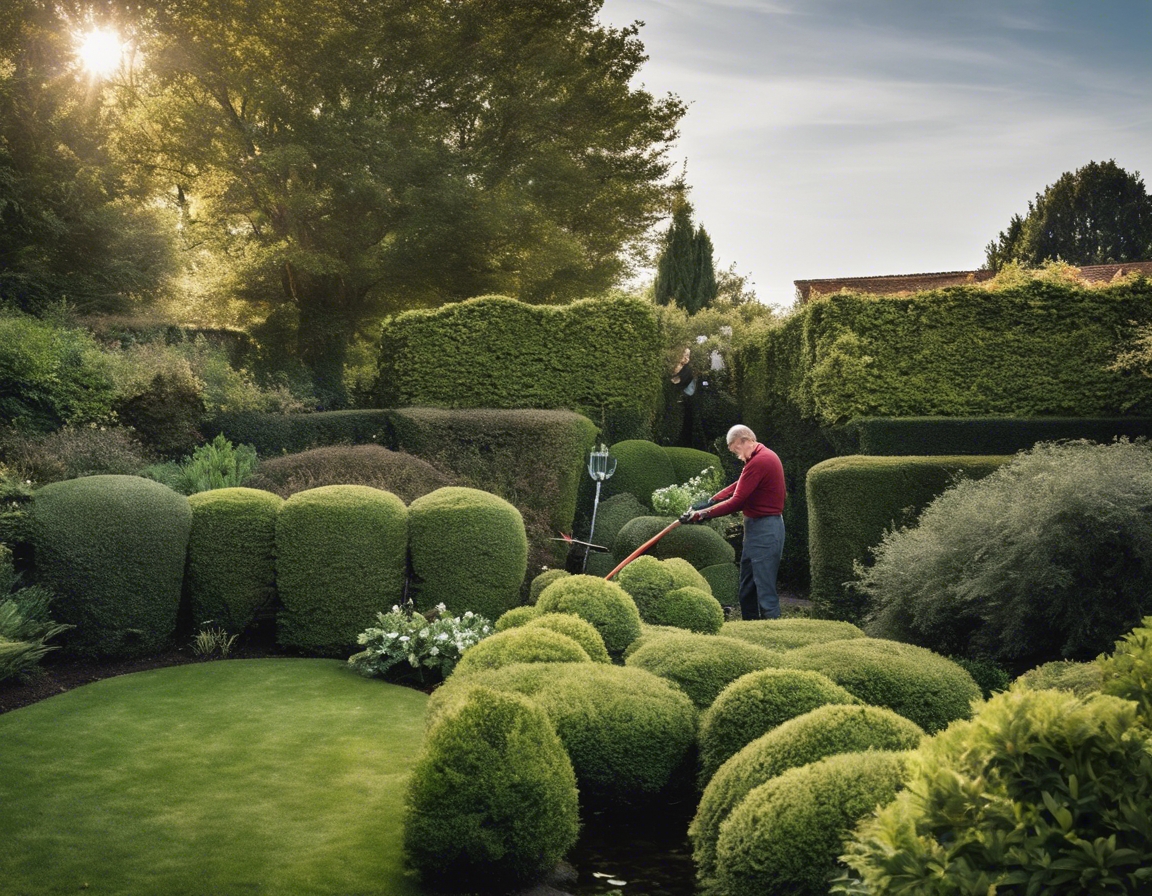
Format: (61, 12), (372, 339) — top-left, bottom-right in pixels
(604, 498), (716, 581)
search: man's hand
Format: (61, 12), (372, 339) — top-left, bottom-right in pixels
(679, 510), (707, 524)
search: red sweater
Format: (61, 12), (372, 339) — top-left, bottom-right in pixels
(705, 443), (785, 519)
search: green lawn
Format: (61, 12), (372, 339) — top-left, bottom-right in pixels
(0, 659), (429, 896)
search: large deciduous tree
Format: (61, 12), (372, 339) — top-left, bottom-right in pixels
(108, 0), (685, 405)
(985, 160), (1152, 271)
(653, 191), (717, 315)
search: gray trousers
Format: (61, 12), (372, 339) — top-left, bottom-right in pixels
(739, 514), (785, 620)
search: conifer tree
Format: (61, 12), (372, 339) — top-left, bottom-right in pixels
(655, 193), (718, 314)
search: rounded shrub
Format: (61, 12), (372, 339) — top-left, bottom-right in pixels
(663, 556), (712, 593)
(494, 605), (541, 631)
(604, 439), (677, 505)
(625, 632), (783, 708)
(778, 637), (981, 733)
(698, 668), (861, 785)
(275, 485), (407, 656)
(663, 446), (723, 484)
(589, 492), (649, 550)
(404, 686), (579, 888)
(721, 618), (866, 652)
(614, 555), (676, 620)
(614, 516), (735, 570)
(622, 623), (685, 659)
(31, 475), (192, 659)
(536, 574), (641, 656)
(408, 487), (528, 621)
(1014, 659), (1103, 696)
(453, 626), (590, 676)
(700, 562), (739, 607)
(839, 689), (1152, 894)
(186, 487), (282, 633)
(691, 703), (924, 883)
(525, 613), (610, 663)
(650, 586), (724, 634)
(246, 444), (455, 502)
(528, 568), (570, 605)
(716, 750), (909, 896)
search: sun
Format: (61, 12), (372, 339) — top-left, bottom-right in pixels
(76, 28), (124, 77)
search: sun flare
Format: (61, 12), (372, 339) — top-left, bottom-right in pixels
(76, 28), (124, 77)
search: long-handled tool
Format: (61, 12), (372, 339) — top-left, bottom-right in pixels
(603, 498), (718, 581)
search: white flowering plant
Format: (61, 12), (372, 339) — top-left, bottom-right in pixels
(348, 603), (492, 681)
(651, 466), (730, 537)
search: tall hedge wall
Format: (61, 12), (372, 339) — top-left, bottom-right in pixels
(807, 455), (1010, 620)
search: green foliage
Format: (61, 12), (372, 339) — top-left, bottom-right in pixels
(698, 668), (861, 785)
(717, 750), (909, 896)
(720, 618), (866, 651)
(0, 425), (151, 486)
(349, 604), (493, 680)
(622, 622), (685, 659)
(114, 371), (206, 458)
(30, 475), (191, 659)
(663, 447), (724, 484)
(807, 454), (1010, 620)
(778, 638), (982, 734)
(613, 515), (735, 569)
(1098, 615), (1152, 726)
(528, 568), (570, 605)
(186, 487), (282, 633)
(204, 410), (393, 456)
(602, 440), (678, 505)
(615, 555), (718, 629)
(166, 434), (258, 495)
(625, 631), (782, 708)
(652, 586), (724, 634)
(408, 487), (528, 622)
(245, 445), (455, 502)
(524, 613), (610, 663)
(836, 689), (1152, 895)
(0, 547), (72, 682)
(654, 195), (718, 314)
(859, 440), (1152, 669)
(1014, 659), (1103, 696)
(404, 687), (579, 888)
(701, 563), (739, 608)
(949, 655), (1013, 699)
(535, 574), (642, 656)
(650, 465), (724, 519)
(275, 485), (408, 656)
(691, 703), (924, 886)
(494, 605), (542, 631)
(614, 555), (678, 621)
(190, 624), (238, 659)
(587, 492), (648, 551)
(453, 626), (591, 676)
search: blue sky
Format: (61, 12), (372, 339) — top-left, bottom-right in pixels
(597, 0), (1152, 309)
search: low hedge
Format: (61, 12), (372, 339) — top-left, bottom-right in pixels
(524, 613), (610, 663)
(652, 586), (724, 634)
(622, 623), (685, 659)
(186, 487), (282, 633)
(778, 637), (982, 733)
(697, 668), (861, 785)
(30, 475), (192, 659)
(719, 618), (866, 652)
(404, 686), (579, 888)
(614, 556), (678, 621)
(690, 703), (924, 884)
(408, 487), (528, 621)
(807, 455), (1010, 620)
(625, 632), (782, 708)
(613, 516), (735, 570)
(245, 445), (455, 502)
(453, 627), (590, 676)
(700, 563), (739, 607)
(203, 409), (392, 455)
(535, 575), (642, 656)
(275, 485), (408, 656)
(716, 750), (909, 896)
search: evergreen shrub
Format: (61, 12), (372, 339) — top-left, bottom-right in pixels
(30, 475), (192, 659)
(494, 605), (541, 631)
(701, 563), (738, 607)
(524, 613), (610, 663)
(528, 568), (570, 605)
(613, 516), (734, 570)
(0, 546), (72, 682)
(720, 618), (866, 652)
(663, 557), (712, 592)
(115, 371), (205, 458)
(587, 492), (648, 552)
(453, 626), (590, 676)
(0, 425), (150, 485)
(1014, 659), (1103, 696)
(408, 487), (528, 621)
(203, 409), (392, 455)
(622, 623), (684, 659)
(604, 440), (678, 505)
(663, 446), (723, 484)
(404, 686), (579, 888)
(535, 574), (641, 656)
(275, 485), (407, 656)
(625, 631), (782, 708)
(245, 445), (454, 502)
(1099, 615), (1152, 725)
(698, 668), (861, 785)
(778, 638), (981, 733)
(614, 555), (677, 621)
(651, 586), (724, 634)
(186, 487), (282, 633)
(691, 703), (924, 884)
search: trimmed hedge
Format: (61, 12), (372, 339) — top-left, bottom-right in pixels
(807, 454), (1009, 620)
(663, 446), (723, 483)
(494, 605), (542, 631)
(613, 516), (735, 570)
(244, 445), (455, 502)
(524, 613), (610, 663)
(778, 637), (981, 733)
(30, 475), (191, 659)
(697, 668), (861, 785)
(275, 485), (407, 656)
(528, 568), (570, 605)
(715, 750), (909, 896)
(603, 440), (678, 505)
(614, 556), (714, 624)
(186, 487), (282, 633)
(404, 686), (579, 888)
(587, 492), (649, 553)
(700, 563), (739, 607)
(622, 623), (685, 659)
(535, 575), (642, 656)
(625, 632), (782, 708)
(453, 627), (590, 676)
(203, 409), (392, 455)
(408, 487), (528, 621)
(720, 618), (866, 652)
(690, 703), (924, 885)
(652, 586), (724, 634)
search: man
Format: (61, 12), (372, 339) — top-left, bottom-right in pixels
(688, 425), (785, 619)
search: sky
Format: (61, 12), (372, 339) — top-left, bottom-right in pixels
(597, 0), (1152, 310)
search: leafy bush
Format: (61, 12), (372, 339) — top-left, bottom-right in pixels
(114, 370), (206, 458)
(535, 574), (642, 656)
(613, 516), (735, 570)
(836, 689), (1152, 895)
(698, 668), (861, 785)
(663, 446), (725, 484)
(524, 613), (610, 663)
(205, 409), (392, 455)
(0, 425), (151, 485)
(0, 547), (71, 682)
(720, 618), (866, 651)
(404, 686), (579, 888)
(588, 492), (649, 551)
(717, 750), (909, 896)
(166, 434), (258, 495)
(408, 487), (528, 621)
(245, 445), (455, 502)
(1099, 615), (1152, 725)
(778, 638), (981, 734)
(494, 605), (541, 631)
(614, 555), (679, 621)
(950, 655), (1013, 699)
(651, 586), (724, 634)
(859, 440), (1152, 669)
(1014, 659), (1103, 696)
(528, 568), (570, 605)
(349, 604), (493, 680)
(603, 440), (678, 505)
(625, 631), (782, 708)
(691, 703), (924, 885)
(453, 626), (591, 676)
(621, 623), (685, 659)
(651, 465), (724, 516)
(30, 475), (191, 659)
(701, 562), (739, 607)
(275, 485), (408, 656)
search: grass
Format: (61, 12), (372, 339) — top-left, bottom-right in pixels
(0, 659), (428, 896)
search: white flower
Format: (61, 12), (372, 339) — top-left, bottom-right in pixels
(463, 611), (474, 619)
(398, 635), (410, 642)
(429, 646), (439, 656)
(436, 632), (449, 641)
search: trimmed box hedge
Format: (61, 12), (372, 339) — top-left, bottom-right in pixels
(203, 409), (393, 455)
(613, 516), (735, 570)
(625, 631), (783, 708)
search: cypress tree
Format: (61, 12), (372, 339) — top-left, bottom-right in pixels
(655, 194), (717, 314)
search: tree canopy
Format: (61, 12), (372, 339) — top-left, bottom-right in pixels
(654, 190), (717, 315)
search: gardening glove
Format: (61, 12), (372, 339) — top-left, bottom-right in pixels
(679, 510), (706, 524)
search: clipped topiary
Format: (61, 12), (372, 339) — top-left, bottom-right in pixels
(589, 492), (649, 551)
(698, 668), (861, 785)
(186, 487), (282, 633)
(779, 637), (981, 733)
(614, 516), (735, 570)
(716, 750), (909, 896)
(622, 623), (685, 659)
(604, 440), (678, 505)
(275, 485), (407, 656)
(650, 586), (724, 634)
(838, 689), (1152, 894)
(525, 613), (610, 663)
(691, 703), (924, 885)
(453, 626), (590, 676)
(245, 444), (455, 502)
(408, 487), (528, 621)
(663, 446), (723, 484)
(663, 556), (712, 593)
(700, 562), (739, 607)
(625, 631), (782, 708)
(614, 555), (676, 621)
(721, 618), (867, 652)
(536, 574), (641, 656)
(528, 568), (570, 605)
(30, 475), (192, 659)
(495, 605), (541, 631)
(404, 686), (579, 888)
(1014, 659), (1103, 696)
